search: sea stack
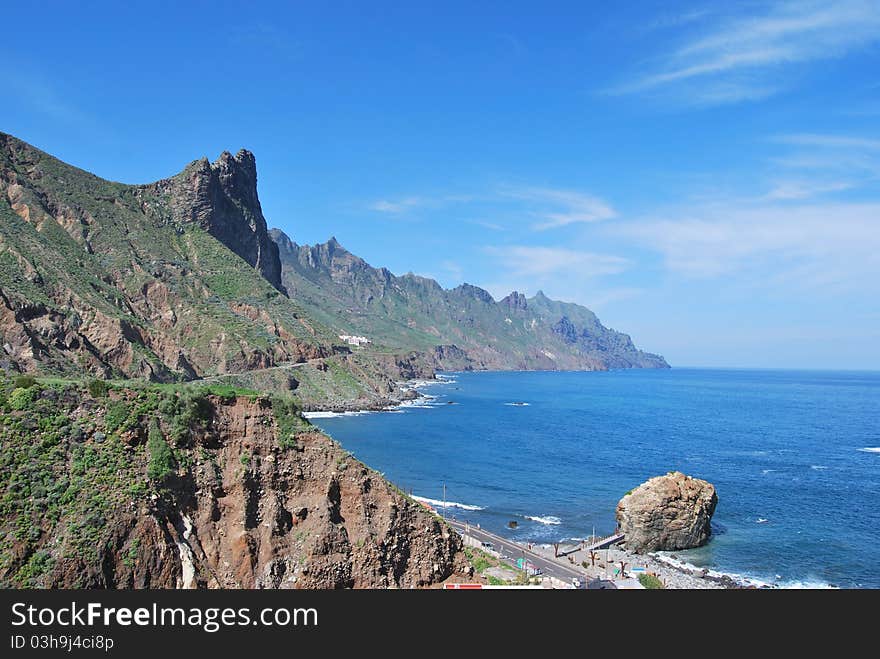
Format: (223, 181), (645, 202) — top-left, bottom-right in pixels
(616, 471), (718, 553)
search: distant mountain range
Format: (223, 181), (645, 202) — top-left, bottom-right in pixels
(271, 230), (668, 371)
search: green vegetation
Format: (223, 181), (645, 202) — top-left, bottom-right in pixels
(638, 573), (665, 589)
(270, 396), (311, 448)
(13, 374), (37, 389)
(0, 133), (337, 388)
(0, 372), (320, 585)
(0, 379), (140, 583)
(464, 547), (499, 574)
(87, 379), (110, 398)
(146, 423), (175, 482)
(7, 386), (40, 411)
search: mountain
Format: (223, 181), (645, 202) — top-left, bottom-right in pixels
(0, 132), (332, 381)
(270, 230), (669, 371)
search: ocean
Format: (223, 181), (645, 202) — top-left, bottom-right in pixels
(310, 368), (880, 588)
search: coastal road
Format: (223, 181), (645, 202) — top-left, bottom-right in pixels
(445, 519), (588, 585)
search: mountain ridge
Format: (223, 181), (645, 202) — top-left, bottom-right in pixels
(269, 228), (669, 371)
(0, 132), (330, 381)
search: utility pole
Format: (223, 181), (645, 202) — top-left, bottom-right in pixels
(442, 483), (446, 519)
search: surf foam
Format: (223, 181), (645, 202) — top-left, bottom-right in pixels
(412, 495), (484, 511)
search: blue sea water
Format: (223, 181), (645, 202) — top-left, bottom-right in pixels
(312, 369), (880, 588)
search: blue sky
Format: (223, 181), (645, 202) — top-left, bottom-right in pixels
(2, 1), (879, 368)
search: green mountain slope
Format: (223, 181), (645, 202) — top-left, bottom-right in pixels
(271, 230), (669, 371)
(0, 133), (333, 381)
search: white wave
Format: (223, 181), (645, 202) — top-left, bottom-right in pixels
(504, 402), (530, 406)
(303, 410), (371, 419)
(858, 447), (880, 453)
(778, 579), (837, 589)
(811, 465), (828, 470)
(761, 469), (776, 475)
(411, 495), (484, 511)
(525, 515), (561, 525)
(756, 518), (769, 524)
(653, 554), (837, 589)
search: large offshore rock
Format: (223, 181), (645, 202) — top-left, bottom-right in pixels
(616, 472), (718, 553)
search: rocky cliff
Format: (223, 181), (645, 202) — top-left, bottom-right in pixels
(0, 379), (468, 588)
(271, 229), (669, 371)
(145, 149), (285, 293)
(0, 132), (331, 381)
(616, 472), (718, 553)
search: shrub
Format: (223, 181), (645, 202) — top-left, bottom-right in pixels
(164, 391), (214, 446)
(87, 379), (110, 398)
(8, 386), (39, 411)
(146, 423), (175, 482)
(638, 573), (664, 589)
(271, 396), (310, 448)
(13, 374), (37, 389)
(104, 400), (131, 433)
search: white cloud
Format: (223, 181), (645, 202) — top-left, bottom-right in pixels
(485, 245), (628, 278)
(366, 186), (615, 231)
(763, 180), (854, 200)
(612, 0), (880, 104)
(368, 197), (424, 213)
(500, 186), (617, 230)
(469, 219), (505, 231)
(617, 201), (880, 287)
(769, 132), (880, 188)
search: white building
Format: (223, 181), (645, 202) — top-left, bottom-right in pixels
(339, 334), (371, 347)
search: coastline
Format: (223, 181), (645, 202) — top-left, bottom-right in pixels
(305, 371), (849, 589)
(301, 373), (459, 418)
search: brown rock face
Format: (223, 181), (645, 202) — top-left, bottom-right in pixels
(616, 472), (718, 553)
(3, 392), (466, 589)
(155, 150), (286, 294)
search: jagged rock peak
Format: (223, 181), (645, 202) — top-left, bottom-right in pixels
(500, 291), (528, 311)
(165, 148), (286, 294)
(268, 228), (296, 253)
(452, 283), (495, 304)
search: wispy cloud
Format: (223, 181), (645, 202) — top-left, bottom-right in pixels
(617, 201), (880, 288)
(469, 219), (505, 231)
(368, 197), (425, 213)
(773, 133), (880, 150)
(770, 131), (880, 183)
(611, 0), (880, 105)
(485, 245), (628, 278)
(499, 186), (617, 230)
(0, 67), (89, 124)
(367, 186), (614, 231)
(641, 8), (714, 33)
(763, 180), (854, 200)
